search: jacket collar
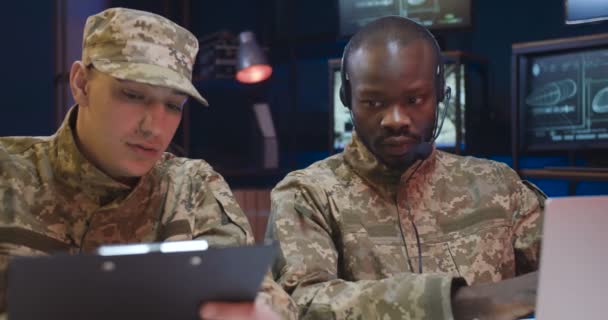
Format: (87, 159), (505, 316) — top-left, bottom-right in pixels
(49, 106), (146, 206)
(343, 133), (436, 199)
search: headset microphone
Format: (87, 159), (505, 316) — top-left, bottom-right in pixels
(409, 85), (452, 161)
(411, 142), (433, 161)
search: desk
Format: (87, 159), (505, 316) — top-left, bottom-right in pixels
(518, 168), (608, 195)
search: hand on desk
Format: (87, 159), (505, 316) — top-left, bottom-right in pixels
(452, 271), (538, 320)
(200, 299), (279, 320)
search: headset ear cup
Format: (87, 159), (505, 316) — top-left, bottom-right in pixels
(436, 62), (446, 102)
(340, 84), (350, 108)
(340, 44), (352, 109)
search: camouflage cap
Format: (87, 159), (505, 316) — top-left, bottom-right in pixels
(82, 7), (208, 106)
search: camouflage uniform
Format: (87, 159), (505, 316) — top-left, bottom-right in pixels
(267, 134), (545, 319)
(0, 7), (296, 319)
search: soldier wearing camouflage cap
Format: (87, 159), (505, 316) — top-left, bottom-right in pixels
(0, 7), (295, 320)
(267, 16), (545, 319)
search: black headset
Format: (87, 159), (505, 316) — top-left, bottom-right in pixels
(339, 32), (449, 145)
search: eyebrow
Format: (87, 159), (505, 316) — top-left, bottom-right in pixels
(355, 90), (387, 100)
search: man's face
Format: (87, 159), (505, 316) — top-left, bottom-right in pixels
(348, 39), (438, 170)
(76, 69), (187, 182)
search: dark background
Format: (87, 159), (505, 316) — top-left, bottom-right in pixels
(2, 0), (608, 195)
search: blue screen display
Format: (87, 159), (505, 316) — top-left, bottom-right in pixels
(566, 0), (608, 24)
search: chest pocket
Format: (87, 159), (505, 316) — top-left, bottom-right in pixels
(427, 206), (514, 284)
(339, 206), (410, 280)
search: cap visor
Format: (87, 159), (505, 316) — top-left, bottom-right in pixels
(91, 60), (208, 106)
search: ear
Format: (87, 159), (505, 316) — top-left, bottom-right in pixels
(69, 61), (91, 107)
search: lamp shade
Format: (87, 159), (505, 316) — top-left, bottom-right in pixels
(236, 31), (272, 84)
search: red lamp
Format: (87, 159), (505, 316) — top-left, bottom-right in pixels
(236, 31), (272, 84)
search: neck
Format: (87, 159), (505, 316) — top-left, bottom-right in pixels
(73, 107), (140, 188)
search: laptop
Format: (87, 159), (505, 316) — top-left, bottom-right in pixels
(8, 240), (276, 320)
(535, 196), (608, 320)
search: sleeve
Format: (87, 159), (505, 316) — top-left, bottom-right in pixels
(267, 176), (458, 320)
(187, 166), (298, 319)
(504, 166), (546, 275)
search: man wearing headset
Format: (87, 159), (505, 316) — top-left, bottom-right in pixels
(267, 16), (545, 319)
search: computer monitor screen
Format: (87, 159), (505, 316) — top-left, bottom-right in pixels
(331, 67), (354, 152)
(521, 48), (608, 150)
(435, 63), (465, 149)
(565, 0), (608, 24)
(338, 0), (472, 36)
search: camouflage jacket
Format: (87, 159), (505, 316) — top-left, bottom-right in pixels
(267, 134), (545, 319)
(0, 107), (296, 319)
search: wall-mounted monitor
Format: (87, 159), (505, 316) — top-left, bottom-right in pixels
(565, 0), (608, 25)
(435, 61), (466, 149)
(328, 59), (353, 152)
(512, 33), (608, 152)
(338, 0), (472, 36)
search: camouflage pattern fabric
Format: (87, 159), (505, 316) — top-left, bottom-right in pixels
(267, 133), (545, 319)
(82, 7), (208, 106)
(0, 107), (297, 319)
